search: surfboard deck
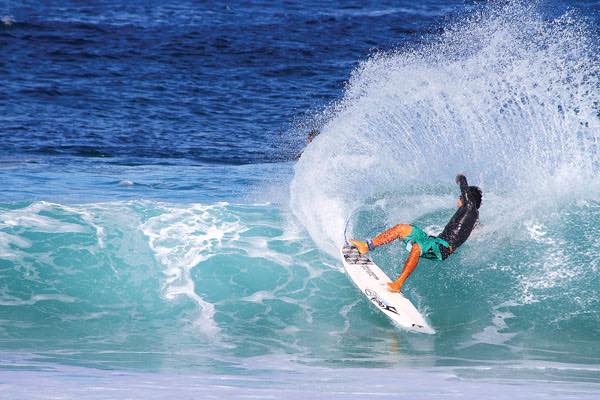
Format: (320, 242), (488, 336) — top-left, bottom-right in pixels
(341, 245), (435, 334)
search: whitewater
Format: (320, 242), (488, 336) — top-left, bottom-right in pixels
(1, 1), (599, 398)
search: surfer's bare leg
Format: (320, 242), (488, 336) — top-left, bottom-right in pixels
(372, 224), (412, 247)
(387, 243), (421, 293)
(350, 224), (413, 255)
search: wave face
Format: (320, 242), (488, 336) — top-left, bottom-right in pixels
(0, 201), (366, 369)
(1, 198), (599, 371)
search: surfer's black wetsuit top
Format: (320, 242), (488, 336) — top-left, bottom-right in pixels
(436, 175), (479, 259)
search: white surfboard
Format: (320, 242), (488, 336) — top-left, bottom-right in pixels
(341, 245), (435, 334)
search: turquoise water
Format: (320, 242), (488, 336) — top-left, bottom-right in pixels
(1, 194), (599, 397)
(1, 1), (599, 398)
(1, 196), (599, 370)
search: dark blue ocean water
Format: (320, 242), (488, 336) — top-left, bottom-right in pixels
(1, 0), (463, 165)
(1, 1), (599, 399)
(3, 0), (594, 166)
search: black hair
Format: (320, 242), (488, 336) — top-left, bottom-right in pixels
(308, 129), (319, 140)
(469, 186), (482, 209)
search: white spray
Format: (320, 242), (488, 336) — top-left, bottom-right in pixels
(291, 2), (599, 257)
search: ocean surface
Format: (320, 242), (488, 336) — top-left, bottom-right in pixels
(1, 0), (599, 398)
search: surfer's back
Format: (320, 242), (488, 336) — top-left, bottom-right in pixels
(438, 202), (478, 249)
(438, 175), (482, 250)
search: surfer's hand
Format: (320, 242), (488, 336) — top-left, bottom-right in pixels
(349, 240), (369, 255)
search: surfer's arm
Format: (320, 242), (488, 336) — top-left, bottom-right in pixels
(456, 174), (471, 204)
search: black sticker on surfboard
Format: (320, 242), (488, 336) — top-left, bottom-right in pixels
(365, 289), (399, 315)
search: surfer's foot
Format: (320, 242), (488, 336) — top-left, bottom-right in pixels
(349, 239), (369, 255)
(387, 281), (403, 293)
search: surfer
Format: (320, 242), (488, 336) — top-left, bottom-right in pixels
(294, 129), (320, 160)
(307, 128), (319, 144)
(350, 174), (482, 293)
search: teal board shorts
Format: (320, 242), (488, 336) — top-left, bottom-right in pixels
(404, 225), (451, 261)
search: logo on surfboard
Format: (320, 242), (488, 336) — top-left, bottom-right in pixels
(365, 289), (399, 315)
(343, 247), (380, 281)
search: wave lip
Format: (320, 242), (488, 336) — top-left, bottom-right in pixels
(141, 202), (245, 337)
